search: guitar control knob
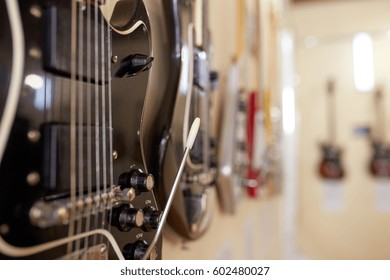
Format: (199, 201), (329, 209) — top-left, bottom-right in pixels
(209, 71), (219, 90)
(110, 204), (144, 232)
(118, 169), (154, 194)
(142, 206), (162, 232)
(209, 70), (219, 82)
(122, 240), (158, 260)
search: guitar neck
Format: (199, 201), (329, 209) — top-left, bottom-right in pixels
(327, 79), (336, 146)
(194, 0), (206, 49)
(374, 87), (385, 143)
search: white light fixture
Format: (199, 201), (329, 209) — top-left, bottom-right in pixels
(352, 32), (375, 92)
(281, 30), (296, 135)
(282, 86), (296, 135)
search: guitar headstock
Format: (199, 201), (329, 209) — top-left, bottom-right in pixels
(327, 78), (335, 95)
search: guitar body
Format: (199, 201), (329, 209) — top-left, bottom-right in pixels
(142, 0), (181, 178)
(0, 0), (162, 259)
(369, 89), (390, 177)
(369, 141), (390, 177)
(157, 0), (215, 240)
(319, 144), (344, 179)
(216, 63), (246, 214)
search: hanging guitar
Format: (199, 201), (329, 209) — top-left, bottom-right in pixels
(319, 79), (345, 180)
(216, 0), (248, 214)
(258, 3), (282, 195)
(156, 0), (216, 240)
(369, 87), (390, 177)
(216, 63), (250, 214)
(243, 0), (264, 198)
(0, 0), (163, 259)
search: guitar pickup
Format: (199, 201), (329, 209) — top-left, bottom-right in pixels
(41, 123), (113, 193)
(43, 4), (110, 84)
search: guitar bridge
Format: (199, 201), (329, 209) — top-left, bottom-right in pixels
(29, 186), (121, 228)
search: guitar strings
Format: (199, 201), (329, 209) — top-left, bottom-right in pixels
(99, 0), (108, 247)
(84, 0), (93, 254)
(92, 0), (101, 248)
(74, 1), (85, 258)
(106, 5), (114, 255)
(68, 0), (78, 256)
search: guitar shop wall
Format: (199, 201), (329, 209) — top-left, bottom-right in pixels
(289, 0), (390, 259)
(161, 0), (285, 260)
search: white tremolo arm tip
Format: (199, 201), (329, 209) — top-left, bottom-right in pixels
(186, 117), (200, 150)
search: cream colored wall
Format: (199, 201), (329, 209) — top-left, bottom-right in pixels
(161, 0), (284, 260)
(290, 0), (390, 259)
(162, 191), (282, 260)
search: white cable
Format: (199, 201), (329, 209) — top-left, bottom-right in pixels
(0, 0), (25, 164)
(182, 24), (195, 149)
(142, 118), (200, 260)
(0, 228), (124, 260)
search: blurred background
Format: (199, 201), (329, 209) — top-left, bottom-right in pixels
(161, 0), (390, 260)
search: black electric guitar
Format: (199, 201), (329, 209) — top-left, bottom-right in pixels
(369, 87), (390, 177)
(156, 0), (216, 240)
(0, 0), (162, 259)
(319, 79), (345, 180)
